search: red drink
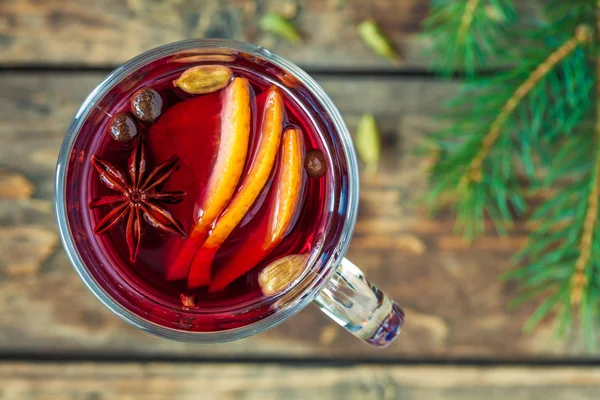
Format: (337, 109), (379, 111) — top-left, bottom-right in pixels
(60, 42), (404, 348)
(68, 53), (334, 332)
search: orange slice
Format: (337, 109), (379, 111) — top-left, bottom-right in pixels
(208, 127), (305, 292)
(166, 77), (251, 280)
(187, 86), (285, 288)
(264, 126), (304, 247)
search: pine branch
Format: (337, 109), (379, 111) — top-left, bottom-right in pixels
(544, 0), (597, 31)
(427, 26), (591, 239)
(423, 0), (600, 350)
(570, 0), (600, 310)
(457, 0), (480, 43)
(461, 26), (592, 188)
(422, 0), (516, 75)
(507, 15), (599, 347)
(570, 97), (600, 308)
(510, 122), (600, 348)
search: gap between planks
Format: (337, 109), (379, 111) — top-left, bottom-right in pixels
(0, 352), (599, 367)
(0, 64), (504, 80)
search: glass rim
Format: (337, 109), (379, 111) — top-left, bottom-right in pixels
(54, 39), (359, 342)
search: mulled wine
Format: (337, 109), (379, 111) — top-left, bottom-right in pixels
(69, 52), (335, 332)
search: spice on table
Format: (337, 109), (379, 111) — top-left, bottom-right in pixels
(259, 12), (302, 43)
(355, 114), (381, 175)
(357, 19), (402, 64)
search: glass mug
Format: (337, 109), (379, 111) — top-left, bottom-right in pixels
(55, 39), (404, 347)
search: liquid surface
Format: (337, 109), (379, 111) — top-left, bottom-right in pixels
(85, 61), (330, 314)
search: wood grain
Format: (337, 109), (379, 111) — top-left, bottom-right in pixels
(1, 0), (429, 69)
(0, 72), (584, 358)
(2, 363), (600, 400)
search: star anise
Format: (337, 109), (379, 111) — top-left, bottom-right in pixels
(89, 137), (187, 262)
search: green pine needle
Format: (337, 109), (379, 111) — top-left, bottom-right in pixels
(422, 0), (516, 76)
(423, 0), (600, 349)
(427, 27), (590, 238)
(515, 127), (600, 347)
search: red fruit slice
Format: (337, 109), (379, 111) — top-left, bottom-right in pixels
(187, 86), (285, 288)
(208, 127), (305, 292)
(166, 77), (252, 280)
(148, 91), (221, 216)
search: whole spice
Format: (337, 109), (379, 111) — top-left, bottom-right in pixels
(355, 114), (381, 174)
(259, 12), (302, 43)
(130, 88), (163, 123)
(258, 253), (309, 296)
(89, 137), (187, 262)
(108, 112), (138, 142)
(173, 65), (233, 95)
(305, 148), (327, 178)
(357, 20), (401, 64)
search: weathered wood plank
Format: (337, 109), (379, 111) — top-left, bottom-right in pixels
(1, 0), (430, 69)
(0, 72), (583, 358)
(2, 363), (600, 400)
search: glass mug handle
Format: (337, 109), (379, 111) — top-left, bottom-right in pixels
(313, 258), (404, 347)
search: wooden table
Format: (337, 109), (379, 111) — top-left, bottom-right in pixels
(1, 0), (599, 398)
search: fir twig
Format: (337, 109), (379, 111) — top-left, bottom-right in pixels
(509, 2), (599, 349)
(461, 26), (592, 188)
(570, 9), (600, 309)
(512, 117), (600, 348)
(570, 106), (600, 307)
(424, 0), (600, 350)
(428, 26), (591, 239)
(457, 0), (480, 43)
(422, 0), (516, 75)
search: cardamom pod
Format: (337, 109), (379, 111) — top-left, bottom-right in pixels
(355, 114), (381, 174)
(259, 12), (302, 43)
(357, 20), (401, 63)
(258, 253), (309, 296)
(173, 65), (233, 94)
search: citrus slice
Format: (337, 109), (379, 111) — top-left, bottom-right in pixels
(208, 127), (305, 292)
(166, 77), (251, 280)
(187, 86), (285, 288)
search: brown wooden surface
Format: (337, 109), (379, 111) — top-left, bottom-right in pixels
(1, 0), (429, 69)
(2, 363), (600, 400)
(0, 72), (582, 358)
(1, 1), (596, 397)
